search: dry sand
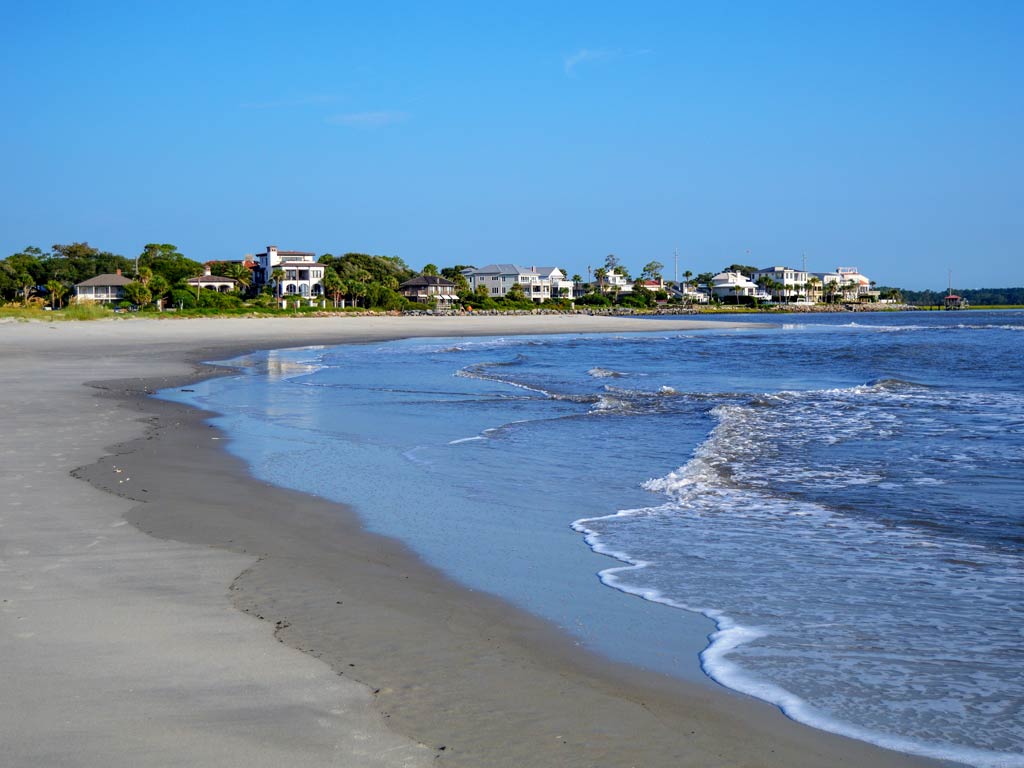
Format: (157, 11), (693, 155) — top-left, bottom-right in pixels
(0, 315), (947, 767)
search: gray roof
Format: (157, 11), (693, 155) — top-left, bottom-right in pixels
(462, 264), (561, 277)
(75, 273), (133, 287)
(400, 275), (456, 288)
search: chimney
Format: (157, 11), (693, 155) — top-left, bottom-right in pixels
(204, 265), (212, 276)
(116, 268), (121, 276)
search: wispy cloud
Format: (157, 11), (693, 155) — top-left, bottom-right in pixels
(564, 48), (614, 76)
(240, 94), (339, 110)
(563, 48), (652, 77)
(326, 111), (409, 127)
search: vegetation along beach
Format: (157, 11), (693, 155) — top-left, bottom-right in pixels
(2, 3), (1021, 767)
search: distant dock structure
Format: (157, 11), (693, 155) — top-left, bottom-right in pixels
(944, 270), (969, 310)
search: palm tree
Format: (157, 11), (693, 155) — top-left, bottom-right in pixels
(271, 267), (285, 299)
(46, 280), (67, 309)
(16, 272), (35, 306)
(323, 270), (344, 307)
(149, 275), (169, 309)
(344, 279), (368, 308)
(806, 276), (821, 304)
(593, 267), (608, 295)
(756, 275), (770, 300)
(225, 263), (252, 294)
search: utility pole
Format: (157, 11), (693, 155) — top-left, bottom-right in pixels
(674, 248), (679, 284)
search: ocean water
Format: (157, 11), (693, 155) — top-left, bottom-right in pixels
(162, 311), (1024, 768)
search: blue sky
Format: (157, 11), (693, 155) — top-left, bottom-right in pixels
(1, 1), (1020, 289)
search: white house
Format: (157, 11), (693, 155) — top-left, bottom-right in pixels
(710, 271), (771, 303)
(751, 266), (810, 302)
(461, 264), (567, 303)
(253, 245), (325, 297)
(594, 270), (632, 295)
(811, 267), (877, 302)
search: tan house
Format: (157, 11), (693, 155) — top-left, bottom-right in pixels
(74, 270), (132, 303)
(399, 275), (460, 308)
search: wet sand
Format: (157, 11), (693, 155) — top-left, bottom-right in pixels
(0, 315), (948, 767)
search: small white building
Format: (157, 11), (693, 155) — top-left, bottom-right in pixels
(254, 245), (325, 297)
(710, 271), (771, 303)
(461, 264), (567, 303)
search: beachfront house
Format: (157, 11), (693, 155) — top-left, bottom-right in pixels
(710, 271), (771, 303)
(73, 270), (133, 303)
(811, 267), (877, 303)
(751, 266), (810, 303)
(669, 282), (709, 303)
(253, 245), (325, 298)
(591, 269), (633, 296)
(399, 275), (461, 308)
(461, 264), (569, 303)
(185, 266), (239, 293)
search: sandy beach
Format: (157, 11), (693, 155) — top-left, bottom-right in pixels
(0, 315), (945, 767)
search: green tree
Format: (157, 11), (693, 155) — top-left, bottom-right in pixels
(322, 268), (344, 307)
(641, 261), (664, 281)
(149, 275), (170, 307)
(49, 242), (132, 284)
(725, 264), (758, 277)
(506, 283), (527, 302)
(593, 267), (608, 294)
(271, 267), (285, 299)
(123, 281), (152, 307)
(223, 263), (252, 293)
(440, 266), (471, 292)
(344, 279), (368, 308)
(604, 254), (620, 271)
(138, 243), (203, 285)
(421, 263), (438, 276)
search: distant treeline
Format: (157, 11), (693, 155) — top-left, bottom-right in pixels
(879, 286), (1024, 306)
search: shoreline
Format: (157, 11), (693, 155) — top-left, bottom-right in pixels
(0, 316), (947, 767)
